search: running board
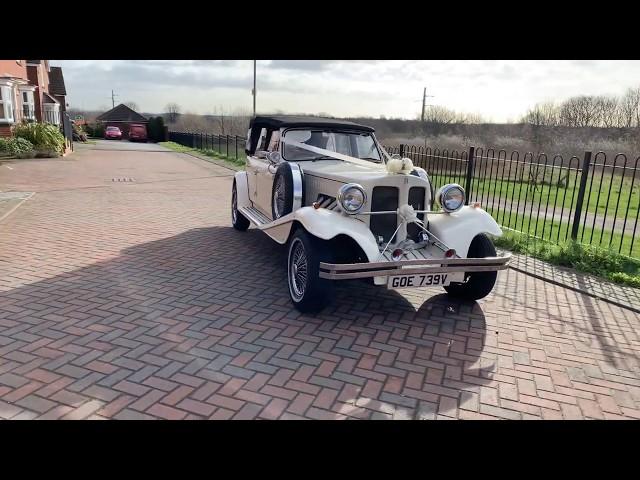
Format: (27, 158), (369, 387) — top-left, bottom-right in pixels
(240, 206), (300, 232)
(239, 206), (272, 226)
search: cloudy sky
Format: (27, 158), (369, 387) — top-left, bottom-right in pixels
(52, 60), (640, 122)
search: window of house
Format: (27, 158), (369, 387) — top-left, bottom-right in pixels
(44, 104), (60, 125)
(0, 86), (15, 122)
(21, 91), (35, 120)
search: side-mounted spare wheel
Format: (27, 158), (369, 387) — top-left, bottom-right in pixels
(287, 229), (334, 313)
(444, 233), (498, 300)
(272, 163), (294, 219)
(272, 162), (303, 220)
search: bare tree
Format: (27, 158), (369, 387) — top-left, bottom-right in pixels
(165, 103), (181, 124)
(463, 112), (486, 124)
(616, 88), (640, 128)
(424, 105), (464, 124)
(522, 102), (559, 126)
(124, 101), (139, 112)
(559, 96), (598, 127)
(593, 96), (618, 128)
(173, 112), (214, 133)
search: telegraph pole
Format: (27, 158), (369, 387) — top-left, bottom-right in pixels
(111, 90), (119, 109)
(421, 87), (434, 122)
(252, 60), (256, 117)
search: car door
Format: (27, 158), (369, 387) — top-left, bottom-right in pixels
(246, 127), (276, 218)
(256, 130), (281, 218)
(245, 128), (266, 207)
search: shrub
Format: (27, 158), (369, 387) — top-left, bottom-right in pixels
(0, 137), (8, 152)
(13, 122), (65, 154)
(92, 123), (105, 137)
(6, 137), (34, 156)
(147, 116), (166, 142)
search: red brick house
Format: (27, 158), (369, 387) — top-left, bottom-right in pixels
(0, 60), (67, 137)
(96, 104), (148, 140)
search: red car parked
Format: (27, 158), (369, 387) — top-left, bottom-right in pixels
(128, 124), (148, 142)
(104, 126), (122, 140)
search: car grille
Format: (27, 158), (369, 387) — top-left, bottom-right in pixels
(370, 186), (399, 243)
(407, 187), (426, 241)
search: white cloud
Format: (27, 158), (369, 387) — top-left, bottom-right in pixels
(52, 60), (640, 121)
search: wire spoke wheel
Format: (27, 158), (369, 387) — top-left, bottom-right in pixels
(232, 184), (238, 224)
(231, 180), (249, 231)
(289, 238), (308, 300)
(273, 175), (286, 218)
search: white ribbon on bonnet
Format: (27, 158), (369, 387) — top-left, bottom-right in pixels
(279, 137), (414, 174)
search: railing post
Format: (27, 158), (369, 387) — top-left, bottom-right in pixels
(235, 135), (238, 159)
(399, 144), (405, 157)
(226, 135), (230, 157)
(464, 146), (475, 205)
(571, 151), (592, 241)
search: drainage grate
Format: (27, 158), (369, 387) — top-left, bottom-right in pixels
(112, 178), (135, 182)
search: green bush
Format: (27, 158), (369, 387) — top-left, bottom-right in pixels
(0, 137), (8, 152)
(147, 116), (166, 142)
(13, 122), (65, 154)
(91, 123), (105, 137)
(6, 137), (34, 156)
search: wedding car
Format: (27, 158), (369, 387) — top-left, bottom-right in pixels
(231, 116), (511, 312)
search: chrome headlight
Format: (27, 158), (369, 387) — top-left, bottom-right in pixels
(436, 184), (465, 213)
(337, 183), (367, 214)
(413, 167), (429, 181)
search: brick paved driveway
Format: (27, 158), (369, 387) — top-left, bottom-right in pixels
(1, 141), (639, 420)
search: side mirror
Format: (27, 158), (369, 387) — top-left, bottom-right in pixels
(267, 151), (282, 165)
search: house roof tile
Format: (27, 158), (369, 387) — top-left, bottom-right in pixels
(96, 104), (148, 123)
(48, 67), (67, 96)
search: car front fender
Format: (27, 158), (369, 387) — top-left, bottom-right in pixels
(234, 171), (251, 209)
(426, 206), (503, 258)
(262, 207), (381, 262)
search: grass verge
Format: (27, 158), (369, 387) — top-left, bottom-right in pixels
(159, 141), (245, 170)
(494, 230), (640, 289)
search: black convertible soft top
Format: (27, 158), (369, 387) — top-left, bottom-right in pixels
(247, 115), (375, 154)
(250, 115), (375, 133)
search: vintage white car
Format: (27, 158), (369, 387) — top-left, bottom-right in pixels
(231, 116), (511, 312)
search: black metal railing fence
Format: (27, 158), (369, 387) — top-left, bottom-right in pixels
(168, 130), (639, 259)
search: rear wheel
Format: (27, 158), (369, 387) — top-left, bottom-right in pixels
(444, 234), (497, 300)
(287, 229), (333, 313)
(231, 180), (250, 231)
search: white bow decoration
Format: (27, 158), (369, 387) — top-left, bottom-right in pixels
(386, 156), (414, 175)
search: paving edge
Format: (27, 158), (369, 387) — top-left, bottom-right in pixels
(178, 150), (242, 172)
(508, 264), (640, 315)
(0, 192), (35, 223)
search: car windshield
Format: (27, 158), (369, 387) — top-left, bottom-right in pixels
(106, 127), (119, 131)
(282, 129), (382, 162)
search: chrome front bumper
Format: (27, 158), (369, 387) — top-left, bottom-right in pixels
(319, 254), (512, 280)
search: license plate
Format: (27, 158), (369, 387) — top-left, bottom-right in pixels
(387, 272), (464, 289)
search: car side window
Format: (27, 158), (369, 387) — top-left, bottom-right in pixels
(268, 131), (280, 152)
(257, 128), (268, 151)
(283, 130), (316, 161)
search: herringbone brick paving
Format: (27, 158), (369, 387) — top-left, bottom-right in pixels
(0, 141), (639, 419)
